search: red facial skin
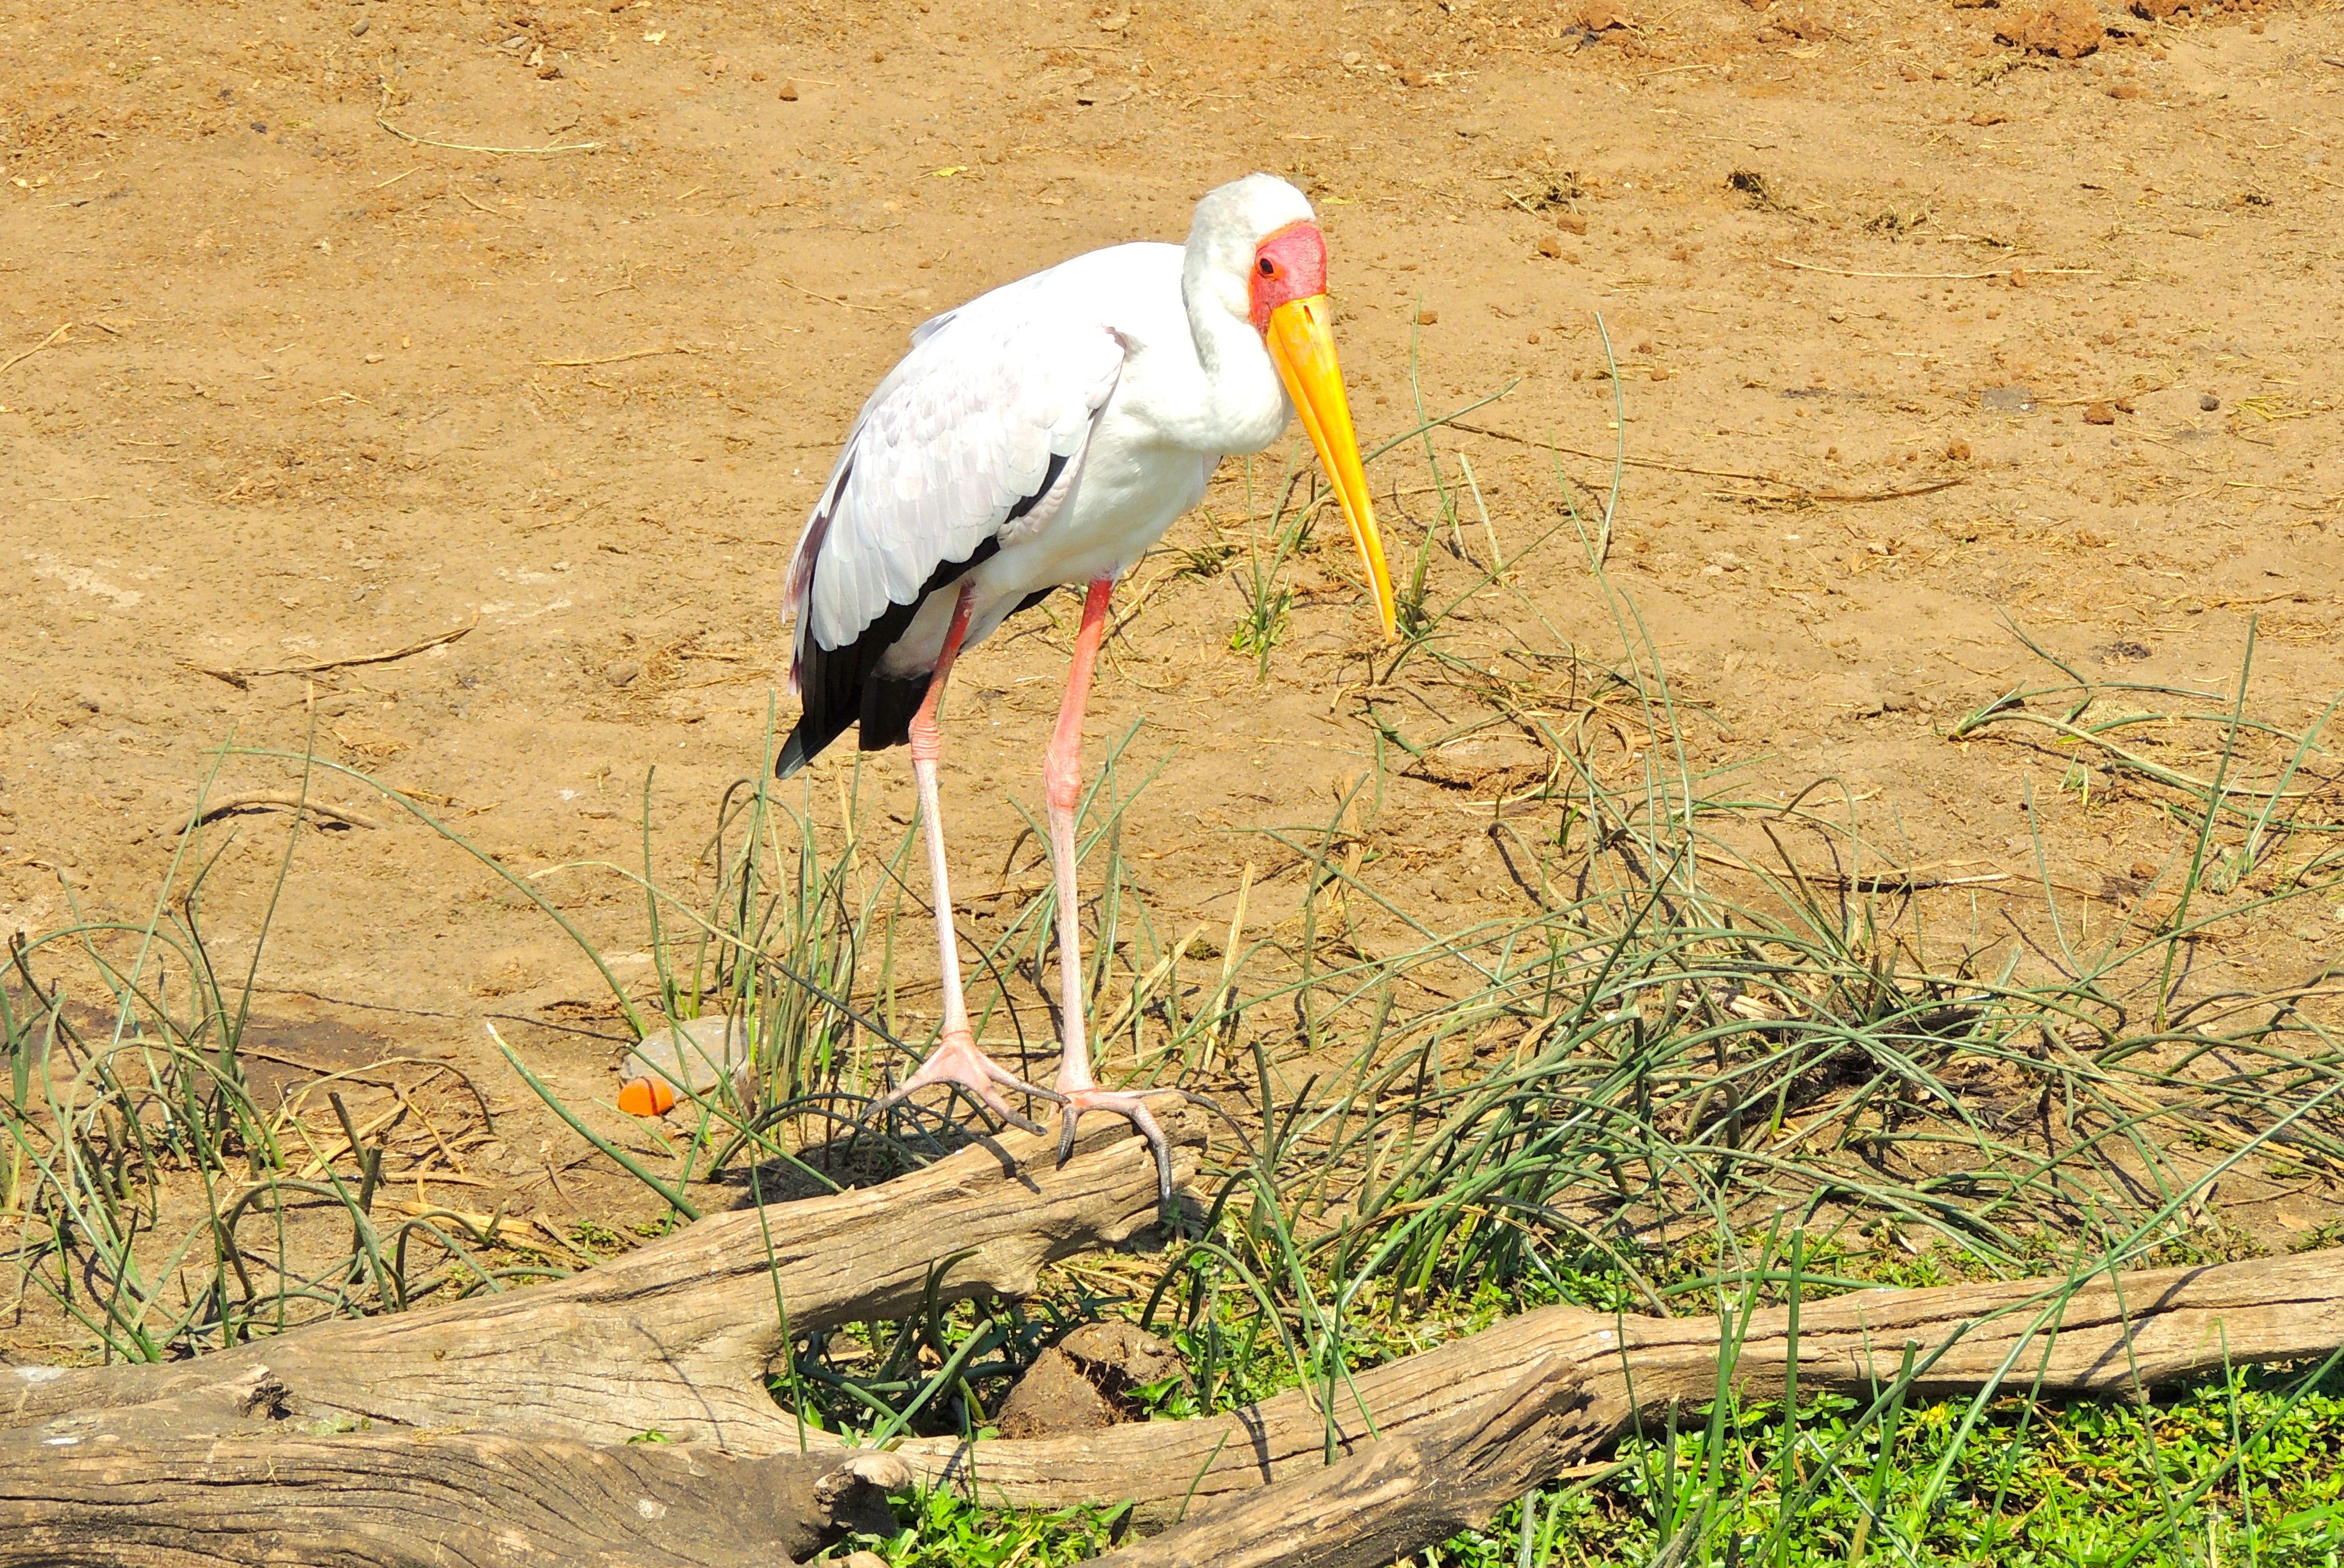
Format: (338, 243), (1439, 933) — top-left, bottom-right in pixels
(1248, 220), (1330, 333)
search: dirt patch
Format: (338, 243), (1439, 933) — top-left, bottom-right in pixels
(5, 0), (2344, 1357)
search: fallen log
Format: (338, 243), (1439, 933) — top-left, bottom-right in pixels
(10, 1092), (2341, 1568)
(895, 1248), (2344, 1528)
(1, 1391), (908, 1568)
(1087, 1357), (1613, 1568)
(1, 1109), (1204, 1452)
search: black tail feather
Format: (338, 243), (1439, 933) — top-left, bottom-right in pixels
(778, 541), (999, 779)
(776, 551), (1072, 781)
(774, 723), (817, 781)
(858, 673), (933, 755)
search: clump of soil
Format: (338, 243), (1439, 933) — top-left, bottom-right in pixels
(1767, 10), (1834, 39)
(1995, 0), (2104, 55)
(993, 1323), (1188, 1439)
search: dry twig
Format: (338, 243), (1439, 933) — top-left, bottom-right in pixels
(1446, 419), (1967, 503)
(374, 83), (602, 155)
(1770, 256), (2098, 281)
(538, 346), (689, 368)
(185, 618), (477, 688)
(0, 322), (70, 379)
(163, 792), (387, 836)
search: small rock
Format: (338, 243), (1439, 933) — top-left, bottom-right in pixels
(2130, 860), (2157, 881)
(1556, 212), (1588, 235)
(1946, 438), (1972, 461)
(838, 1554), (889, 1568)
(623, 1015), (751, 1095)
(778, 80), (800, 100)
(606, 659), (643, 688)
(350, 15), (369, 35)
(1417, 308), (1438, 326)
(1535, 236), (1563, 259)
(2199, 391), (2220, 412)
(2082, 400), (2116, 425)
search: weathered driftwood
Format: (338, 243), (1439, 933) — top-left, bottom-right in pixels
(9, 1096), (2342, 1568)
(1, 1110), (1204, 1452)
(894, 1248), (2344, 1528)
(1, 1401), (907, 1568)
(1089, 1357), (1614, 1568)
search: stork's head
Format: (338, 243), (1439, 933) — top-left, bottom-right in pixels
(1190, 175), (1395, 641)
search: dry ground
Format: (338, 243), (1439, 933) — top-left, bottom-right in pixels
(5, 0), (2342, 1356)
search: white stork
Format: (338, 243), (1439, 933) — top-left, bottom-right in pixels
(776, 174), (1394, 1207)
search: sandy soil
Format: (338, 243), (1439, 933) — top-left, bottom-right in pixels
(5, 0), (2343, 1354)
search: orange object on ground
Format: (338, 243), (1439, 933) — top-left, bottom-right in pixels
(616, 1075), (678, 1116)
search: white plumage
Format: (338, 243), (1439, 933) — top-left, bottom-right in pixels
(766, 174), (1389, 1213)
(780, 178), (1322, 756)
(789, 276), (1126, 661)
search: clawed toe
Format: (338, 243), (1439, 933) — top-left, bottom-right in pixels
(856, 1032), (1060, 1140)
(1055, 1087), (1189, 1220)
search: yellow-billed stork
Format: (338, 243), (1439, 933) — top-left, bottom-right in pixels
(775, 174), (1394, 1207)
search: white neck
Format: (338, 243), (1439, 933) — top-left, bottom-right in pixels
(1174, 252), (1291, 457)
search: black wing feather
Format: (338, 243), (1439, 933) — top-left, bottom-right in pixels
(775, 451), (1074, 780)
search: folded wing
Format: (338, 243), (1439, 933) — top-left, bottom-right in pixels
(779, 279), (1127, 775)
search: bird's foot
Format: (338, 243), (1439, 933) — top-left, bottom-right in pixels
(861, 1028), (1061, 1138)
(1054, 1085), (1205, 1221)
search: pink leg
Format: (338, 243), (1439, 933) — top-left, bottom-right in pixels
(1046, 577), (1181, 1211)
(863, 583), (1058, 1137)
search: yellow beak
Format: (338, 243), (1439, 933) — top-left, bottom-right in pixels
(1266, 294), (1396, 641)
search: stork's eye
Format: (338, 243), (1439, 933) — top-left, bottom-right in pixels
(1258, 256), (1276, 276)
